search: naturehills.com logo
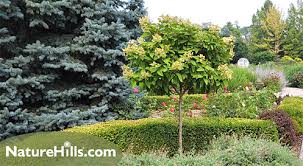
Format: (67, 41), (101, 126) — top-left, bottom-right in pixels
(0, 132), (122, 166)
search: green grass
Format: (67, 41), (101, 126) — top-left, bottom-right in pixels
(284, 64), (303, 88)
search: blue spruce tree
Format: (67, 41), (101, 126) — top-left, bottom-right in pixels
(0, 0), (146, 139)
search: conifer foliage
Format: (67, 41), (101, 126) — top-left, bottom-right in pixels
(0, 0), (145, 139)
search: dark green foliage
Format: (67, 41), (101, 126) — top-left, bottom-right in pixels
(283, 1), (303, 59)
(66, 118), (279, 155)
(0, 0), (146, 139)
(119, 136), (302, 166)
(259, 110), (298, 146)
(113, 91), (149, 120)
(232, 40), (250, 63)
(221, 22), (250, 63)
(250, 51), (275, 64)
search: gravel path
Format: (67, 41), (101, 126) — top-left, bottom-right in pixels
(279, 87), (303, 98)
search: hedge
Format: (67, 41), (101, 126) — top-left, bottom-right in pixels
(66, 118), (279, 155)
(278, 97), (303, 133)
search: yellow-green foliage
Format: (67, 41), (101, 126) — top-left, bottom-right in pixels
(123, 15), (234, 95)
(278, 97), (303, 133)
(66, 118), (278, 155)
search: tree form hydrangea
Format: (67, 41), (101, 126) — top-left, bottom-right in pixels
(0, 0), (146, 139)
(124, 16), (234, 95)
(123, 16), (234, 153)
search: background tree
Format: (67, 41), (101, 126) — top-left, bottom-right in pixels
(123, 0), (147, 39)
(0, 0), (146, 139)
(221, 22), (249, 63)
(124, 16), (233, 154)
(261, 6), (285, 56)
(283, 0), (303, 59)
(250, 0), (274, 53)
(249, 0), (285, 62)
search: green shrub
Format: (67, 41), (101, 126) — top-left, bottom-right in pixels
(281, 56), (296, 64)
(255, 66), (286, 92)
(227, 66), (257, 91)
(278, 97), (303, 133)
(143, 88), (276, 119)
(142, 94), (208, 113)
(119, 136), (302, 166)
(66, 118), (278, 155)
(250, 51), (275, 64)
(294, 57), (303, 63)
(206, 89), (276, 119)
(284, 64), (303, 88)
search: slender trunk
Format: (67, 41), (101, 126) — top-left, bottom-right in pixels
(178, 93), (183, 155)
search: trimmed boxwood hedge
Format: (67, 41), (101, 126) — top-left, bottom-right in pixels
(278, 97), (303, 133)
(66, 118), (279, 155)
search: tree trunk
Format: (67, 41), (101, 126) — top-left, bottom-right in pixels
(178, 93), (183, 155)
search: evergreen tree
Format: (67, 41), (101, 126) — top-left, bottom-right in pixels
(0, 0), (146, 139)
(261, 6), (285, 56)
(283, 0), (303, 59)
(250, 0), (273, 52)
(250, 0), (285, 59)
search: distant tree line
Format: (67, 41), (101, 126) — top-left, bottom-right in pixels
(221, 0), (303, 64)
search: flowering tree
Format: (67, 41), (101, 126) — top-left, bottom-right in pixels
(123, 16), (234, 154)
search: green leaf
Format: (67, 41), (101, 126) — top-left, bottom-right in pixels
(163, 58), (170, 64)
(176, 73), (183, 82)
(157, 70), (164, 76)
(190, 61), (197, 65)
(197, 67), (204, 72)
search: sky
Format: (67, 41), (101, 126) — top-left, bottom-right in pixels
(144, 0), (298, 27)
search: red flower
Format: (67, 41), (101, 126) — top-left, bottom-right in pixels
(172, 96), (178, 102)
(169, 108), (175, 113)
(133, 87), (139, 93)
(161, 102), (167, 107)
(202, 94), (208, 101)
(223, 86), (229, 93)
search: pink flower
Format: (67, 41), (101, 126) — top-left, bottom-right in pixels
(133, 87), (139, 93)
(223, 86), (229, 93)
(161, 102), (167, 107)
(172, 96), (178, 102)
(245, 86), (250, 91)
(169, 108), (175, 113)
(202, 94), (208, 101)
(193, 102), (198, 109)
